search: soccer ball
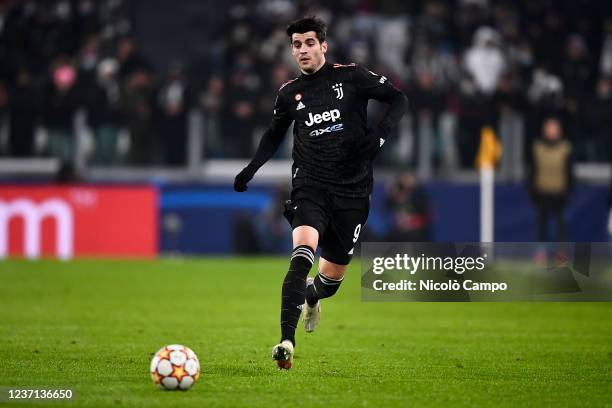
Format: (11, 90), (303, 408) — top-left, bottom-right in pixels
(150, 344), (200, 390)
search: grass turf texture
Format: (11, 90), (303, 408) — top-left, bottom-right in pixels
(1, 258), (611, 407)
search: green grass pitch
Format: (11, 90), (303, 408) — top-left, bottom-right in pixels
(1, 258), (611, 407)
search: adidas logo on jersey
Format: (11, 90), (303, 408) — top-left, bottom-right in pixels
(296, 101), (305, 110)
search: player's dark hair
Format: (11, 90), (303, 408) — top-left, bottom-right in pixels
(286, 16), (327, 44)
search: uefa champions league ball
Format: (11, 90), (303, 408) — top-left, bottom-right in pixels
(150, 345), (200, 390)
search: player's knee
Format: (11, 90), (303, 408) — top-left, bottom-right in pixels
(319, 257), (347, 280)
(293, 225), (319, 250)
(320, 268), (345, 281)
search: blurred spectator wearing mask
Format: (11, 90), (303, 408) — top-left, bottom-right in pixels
(385, 173), (432, 242)
(464, 27), (506, 97)
(44, 60), (80, 165)
(86, 58), (122, 165)
(156, 62), (192, 166)
(78, 34), (101, 89)
(527, 117), (574, 242)
(7, 69), (41, 157)
(456, 27), (506, 168)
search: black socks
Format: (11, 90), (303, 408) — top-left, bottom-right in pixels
(280, 245), (315, 346)
(306, 271), (344, 307)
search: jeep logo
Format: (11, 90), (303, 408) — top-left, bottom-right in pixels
(305, 109), (341, 127)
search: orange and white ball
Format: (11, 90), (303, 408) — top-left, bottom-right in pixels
(150, 345), (200, 390)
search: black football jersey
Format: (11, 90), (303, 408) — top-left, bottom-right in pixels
(250, 62), (407, 198)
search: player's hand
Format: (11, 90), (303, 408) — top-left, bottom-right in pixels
(234, 165), (257, 192)
(358, 126), (386, 161)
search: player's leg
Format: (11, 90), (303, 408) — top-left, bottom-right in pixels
(303, 194), (369, 332)
(306, 257), (347, 303)
(273, 226), (318, 369)
(273, 187), (331, 368)
(280, 226), (318, 344)
(303, 257), (347, 332)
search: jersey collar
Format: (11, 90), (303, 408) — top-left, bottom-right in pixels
(300, 62), (332, 82)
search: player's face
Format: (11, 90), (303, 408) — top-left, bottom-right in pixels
(291, 32), (327, 74)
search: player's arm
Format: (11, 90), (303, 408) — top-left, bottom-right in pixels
(353, 66), (408, 159)
(234, 92), (292, 192)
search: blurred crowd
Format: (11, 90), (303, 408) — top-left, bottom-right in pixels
(0, 0), (611, 169)
(0, 0), (190, 166)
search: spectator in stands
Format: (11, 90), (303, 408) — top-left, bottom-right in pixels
(1, 0), (612, 170)
(463, 27), (506, 96)
(411, 42), (459, 94)
(456, 76), (489, 168)
(609, 132), (612, 242)
(525, 67), (565, 153)
(585, 77), (612, 162)
(407, 69), (446, 169)
(7, 68), (40, 157)
(563, 34), (594, 160)
(86, 58), (122, 165)
(495, 70), (525, 112)
(562, 34), (593, 102)
(222, 51), (260, 158)
(527, 117), (574, 242)
(78, 34), (102, 90)
(0, 80), (7, 154)
(413, 0), (453, 50)
(156, 61), (193, 166)
(600, 23), (612, 78)
(385, 173), (432, 242)
(43, 60), (81, 165)
(117, 37), (152, 80)
(457, 27), (506, 168)
(224, 89), (257, 159)
(531, 9), (566, 70)
(595, 78), (612, 241)
(199, 76), (224, 158)
(122, 69), (154, 165)
(454, 0), (490, 47)
(609, 139), (612, 243)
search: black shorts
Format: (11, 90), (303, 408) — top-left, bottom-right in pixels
(283, 187), (370, 265)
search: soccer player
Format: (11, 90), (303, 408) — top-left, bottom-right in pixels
(234, 16), (408, 369)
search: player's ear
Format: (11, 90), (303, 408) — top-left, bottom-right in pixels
(321, 40), (328, 54)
